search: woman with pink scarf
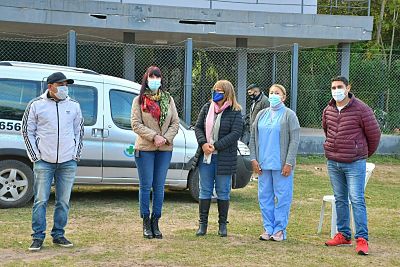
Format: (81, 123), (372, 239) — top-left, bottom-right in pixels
(193, 80), (243, 237)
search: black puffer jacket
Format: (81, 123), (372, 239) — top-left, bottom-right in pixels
(193, 102), (243, 175)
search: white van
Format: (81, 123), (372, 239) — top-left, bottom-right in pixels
(0, 61), (252, 208)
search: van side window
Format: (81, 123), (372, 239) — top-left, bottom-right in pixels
(68, 85), (98, 126)
(0, 79), (41, 121)
(110, 90), (136, 130)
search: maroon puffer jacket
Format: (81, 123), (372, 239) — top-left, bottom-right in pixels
(322, 93), (381, 163)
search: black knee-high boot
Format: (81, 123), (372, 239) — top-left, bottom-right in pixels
(196, 199), (211, 236)
(143, 216), (153, 239)
(217, 200), (229, 237)
(151, 216), (162, 239)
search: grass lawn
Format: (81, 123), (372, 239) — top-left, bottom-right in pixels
(1, 156), (399, 266)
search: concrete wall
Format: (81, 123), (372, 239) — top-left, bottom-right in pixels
(92, 0), (318, 14)
(299, 133), (400, 156)
(0, 0), (373, 46)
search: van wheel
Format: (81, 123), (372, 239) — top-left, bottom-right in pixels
(188, 167), (217, 203)
(188, 167), (200, 202)
(0, 160), (34, 208)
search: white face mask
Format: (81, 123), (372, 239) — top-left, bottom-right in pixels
(332, 88), (346, 102)
(55, 85), (68, 100)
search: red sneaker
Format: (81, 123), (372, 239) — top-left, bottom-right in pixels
(356, 238), (369, 255)
(325, 233), (352, 246)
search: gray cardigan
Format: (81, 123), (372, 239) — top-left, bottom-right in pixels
(249, 107), (300, 169)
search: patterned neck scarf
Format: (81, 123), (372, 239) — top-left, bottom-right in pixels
(141, 89), (170, 127)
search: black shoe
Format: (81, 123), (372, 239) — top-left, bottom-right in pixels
(143, 217), (153, 239)
(29, 239), (43, 251)
(217, 199), (229, 237)
(53, 236), (73, 247)
(151, 216), (163, 239)
(196, 199), (211, 236)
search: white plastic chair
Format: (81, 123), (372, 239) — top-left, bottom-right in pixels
(317, 162), (376, 238)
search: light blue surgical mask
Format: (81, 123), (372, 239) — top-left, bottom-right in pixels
(332, 88), (346, 102)
(269, 94), (282, 107)
(55, 85), (68, 100)
(148, 79), (161, 91)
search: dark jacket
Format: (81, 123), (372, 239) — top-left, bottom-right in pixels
(193, 102), (244, 175)
(322, 93), (381, 163)
(249, 93), (270, 127)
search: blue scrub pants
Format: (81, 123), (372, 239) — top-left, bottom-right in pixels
(258, 169), (293, 239)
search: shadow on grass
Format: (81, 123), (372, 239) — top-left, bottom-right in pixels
(68, 186), (194, 204)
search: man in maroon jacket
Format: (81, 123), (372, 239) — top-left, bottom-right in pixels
(322, 76), (381, 256)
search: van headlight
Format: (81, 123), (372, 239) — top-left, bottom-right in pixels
(237, 141), (250, 156)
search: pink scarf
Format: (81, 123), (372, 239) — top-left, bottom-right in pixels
(205, 101), (232, 143)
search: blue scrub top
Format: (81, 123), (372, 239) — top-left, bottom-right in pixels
(257, 104), (285, 170)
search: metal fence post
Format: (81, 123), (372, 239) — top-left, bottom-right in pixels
(67, 30), (76, 67)
(338, 43), (351, 79)
(290, 43), (299, 113)
(184, 38), (193, 125)
(123, 32), (136, 81)
(272, 52), (277, 85)
(236, 38), (248, 116)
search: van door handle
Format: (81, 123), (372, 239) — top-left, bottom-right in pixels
(91, 128), (103, 137)
(91, 128), (109, 138)
(102, 129), (109, 138)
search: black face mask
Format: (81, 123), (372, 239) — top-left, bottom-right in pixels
(249, 93), (260, 101)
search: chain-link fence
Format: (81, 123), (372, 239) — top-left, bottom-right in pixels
(76, 39), (186, 115)
(190, 46), (292, 123)
(317, 0), (370, 16)
(350, 52), (400, 133)
(297, 49), (400, 134)
(0, 35), (67, 66)
(1, 33), (399, 134)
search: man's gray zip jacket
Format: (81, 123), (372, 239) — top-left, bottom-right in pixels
(22, 90), (84, 163)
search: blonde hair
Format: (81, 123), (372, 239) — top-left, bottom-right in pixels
(212, 80), (242, 111)
(269, 84), (287, 96)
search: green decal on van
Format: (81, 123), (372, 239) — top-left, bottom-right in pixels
(124, 144), (135, 157)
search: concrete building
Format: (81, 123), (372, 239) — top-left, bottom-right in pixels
(0, 0), (372, 48)
(4, 1), (396, 155)
(0, 0), (373, 110)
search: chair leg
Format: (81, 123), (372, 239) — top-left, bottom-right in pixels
(317, 201), (325, 234)
(330, 202), (337, 238)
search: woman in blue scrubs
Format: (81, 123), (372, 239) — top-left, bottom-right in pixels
(249, 84), (300, 241)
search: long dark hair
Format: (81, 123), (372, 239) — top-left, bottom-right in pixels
(139, 66), (165, 104)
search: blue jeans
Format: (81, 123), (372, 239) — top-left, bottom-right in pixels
(135, 151), (172, 218)
(327, 159), (368, 240)
(32, 159), (77, 240)
(198, 154), (231, 200)
(258, 170), (293, 239)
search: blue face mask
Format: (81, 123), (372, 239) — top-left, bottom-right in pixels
(212, 91), (224, 102)
(148, 79), (161, 91)
(269, 94), (282, 107)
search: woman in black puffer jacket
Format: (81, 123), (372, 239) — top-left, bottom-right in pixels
(193, 80), (243, 237)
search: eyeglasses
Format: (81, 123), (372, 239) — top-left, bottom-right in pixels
(331, 85), (345, 90)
